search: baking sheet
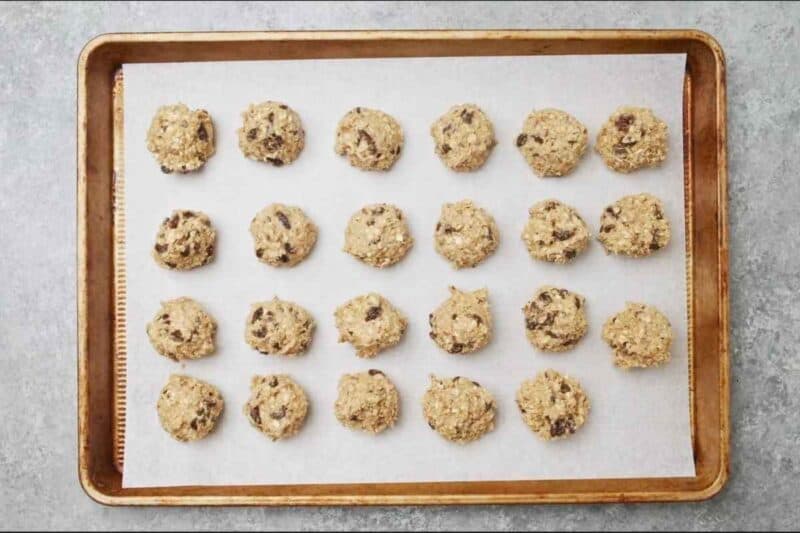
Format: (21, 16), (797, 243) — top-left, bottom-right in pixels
(121, 54), (693, 487)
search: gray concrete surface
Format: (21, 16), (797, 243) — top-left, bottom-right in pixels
(1, 1), (798, 530)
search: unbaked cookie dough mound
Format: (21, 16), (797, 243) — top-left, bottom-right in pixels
(334, 293), (408, 358)
(157, 374), (224, 442)
(152, 210), (216, 270)
(434, 199), (499, 269)
(147, 297), (217, 361)
(334, 370), (399, 434)
(521, 199), (590, 264)
(245, 298), (315, 356)
(523, 286), (587, 352)
(334, 107), (404, 171)
(596, 106), (668, 173)
(244, 374), (309, 441)
(598, 193), (671, 257)
(515, 109), (588, 177)
(430, 104), (497, 171)
(343, 203), (413, 268)
(146, 103), (215, 174)
(422, 375), (496, 444)
(602, 302), (673, 369)
(429, 286), (492, 355)
(238, 101), (305, 166)
(516, 369), (589, 441)
(249, 203), (318, 267)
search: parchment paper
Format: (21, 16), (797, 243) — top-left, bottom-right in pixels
(122, 54), (694, 487)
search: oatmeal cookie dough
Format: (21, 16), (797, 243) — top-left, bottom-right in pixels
(516, 369), (589, 441)
(334, 369), (399, 434)
(244, 374), (309, 441)
(249, 203), (318, 267)
(598, 193), (671, 257)
(147, 297), (217, 361)
(152, 210), (216, 270)
(523, 286), (587, 352)
(429, 286), (492, 355)
(602, 302), (673, 369)
(146, 103), (215, 174)
(334, 107), (404, 171)
(334, 293), (408, 358)
(422, 375), (496, 444)
(343, 203), (413, 268)
(521, 199), (590, 264)
(237, 101), (305, 166)
(434, 199), (499, 269)
(245, 298), (315, 356)
(157, 374), (224, 442)
(515, 109), (588, 177)
(595, 106), (668, 173)
(430, 104), (497, 171)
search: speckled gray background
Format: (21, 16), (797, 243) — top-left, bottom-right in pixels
(1, 1), (798, 530)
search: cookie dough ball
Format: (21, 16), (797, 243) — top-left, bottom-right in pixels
(146, 103), (215, 174)
(516, 369), (589, 441)
(515, 109), (588, 177)
(152, 210), (216, 270)
(334, 293), (408, 358)
(596, 106), (668, 173)
(249, 203), (318, 267)
(244, 374), (309, 441)
(523, 286), (587, 352)
(157, 374), (224, 442)
(422, 375), (496, 444)
(598, 193), (671, 257)
(238, 101), (305, 166)
(334, 107), (403, 171)
(343, 203), (413, 268)
(430, 104), (497, 171)
(521, 200), (590, 264)
(146, 297), (217, 361)
(434, 199), (499, 269)
(334, 369), (399, 434)
(429, 286), (492, 355)
(602, 302), (673, 369)
(245, 298), (315, 356)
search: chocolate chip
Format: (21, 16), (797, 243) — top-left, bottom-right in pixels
(253, 328), (266, 338)
(283, 242), (294, 254)
(538, 292), (552, 304)
(601, 224), (615, 233)
(615, 113), (635, 132)
(355, 107), (362, 113)
(428, 421), (436, 430)
(560, 383), (571, 393)
(653, 205), (664, 220)
(650, 231), (662, 251)
(441, 143), (451, 154)
(371, 206), (385, 216)
(160, 165), (173, 174)
(154, 243), (167, 253)
(365, 306), (382, 321)
(276, 211), (291, 229)
(270, 406), (287, 420)
(472, 380), (481, 387)
(197, 124), (208, 141)
(516, 133), (528, 147)
(247, 128), (258, 140)
(267, 112), (274, 123)
(264, 134), (284, 152)
(368, 369), (384, 376)
(574, 297), (581, 309)
(550, 416), (576, 437)
(182, 211), (195, 218)
(268, 377), (278, 387)
(449, 343), (464, 354)
(252, 307), (263, 323)
(544, 201), (557, 211)
(532, 135), (544, 144)
(470, 314), (483, 325)
(190, 419), (198, 430)
(484, 401), (493, 412)
(170, 330), (184, 341)
(250, 406), (261, 425)
(164, 261), (177, 269)
(460, 109), (474, 124)
(168, 214), (180, 229)
(278, 254), (290, 263)
(279, 104), (287, 109)
(256, 248), (264, 258)
(266, 157), (284, 166)
(564, 249), (577, 260)
(553, 229), (575, 241)
(443, 226), (455, 234)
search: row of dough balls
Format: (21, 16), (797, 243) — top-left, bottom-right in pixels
(148, 288), (673, 368)
(147, 102), (668, 175)
(152, 194), (671, 271)
(157, 369), (589, 444)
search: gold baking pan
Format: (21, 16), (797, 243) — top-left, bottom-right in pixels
(77, 29), (728, 505)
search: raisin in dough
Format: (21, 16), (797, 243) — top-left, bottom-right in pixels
(334, 370), (399, 434)
(250, 203), (318, 267)
(598, 193), (671, 257)
(430, 104), (497, 171)
(422, 375), (496, 444)
(523, 286), (587, 352)
(157, 374), (224, 442)
(147, 297), (216, 361)
(343, 203), (413, 268)
(334, 293), (408, 358)
(152, 210), (216, 270)
(146, 103), (215, 174)
(334, 107), (403, 171)
(596, 106), (668, 173)
(434, 199), (499, 269)
(515, 109), (587, 177)
(516, 369), (589, 441)
(244, 374), (309, 441)
(429, 286), (492, 355)
(245, 298), (315, 356)
(602, 302), (673, 369)
(521, 199), (590, 264)
(238, 101), (305, 166)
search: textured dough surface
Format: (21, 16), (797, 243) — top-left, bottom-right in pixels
(602, 302), (673, 369)
(516, 369), (589, 441)
(237, 101), (305, 166)
(156, 374), (224, 442)
(521, 199), (590, 264)
(334, 370), (399, 433)
(429, 286), (492, 354)
(343, 203), (413, 268)
(249, 203), (318, 267)
(598, 193), (671, 257)
(146, 103), (215, 173)
(430, 104), (496, 171)
(422, 375), (496, 443)
(523, 286), (587, 352)
(146, 297), (216, 361)
(434, 199), (499, 269)
(152, 210), (216, 270)
(244, 374), (309, 441)
(595, 106), (668, 173)
(334, 293), (408, 358)
(515, 108), (587, 177)
(335, 107), (403, 171)
(245, 298), (315, 356)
